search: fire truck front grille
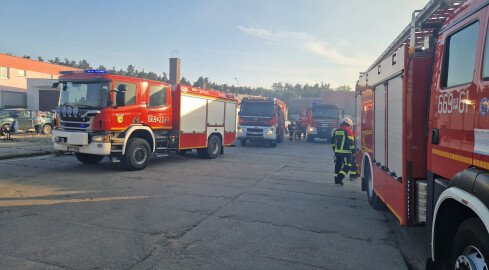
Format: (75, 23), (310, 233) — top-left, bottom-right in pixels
(59, 116), (94, 131)
(247, 128), (263, 133)
(241, 121), (270, 127)
(316, 121), (334, 127)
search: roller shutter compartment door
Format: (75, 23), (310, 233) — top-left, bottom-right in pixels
(387, 75), (403, 178)
(374, 84), (385, 166)
(355, 94), (361, 149)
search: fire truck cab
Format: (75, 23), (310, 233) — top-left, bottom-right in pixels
(302, 103), (344, 143)
(237, 97), (286, 147)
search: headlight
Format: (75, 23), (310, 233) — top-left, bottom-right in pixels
(308, 128), (314, 132)
(55, 107), (62, 114)
(73, 106), (79, 116)
(92, 135), (109, 142)
(268, 129), (274, 135)
(238, 128), (243, 134)
(61, 106), (67, 115)
(67, 106), (73, 115)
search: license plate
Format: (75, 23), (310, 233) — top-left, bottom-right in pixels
(67, 147), (79, 152)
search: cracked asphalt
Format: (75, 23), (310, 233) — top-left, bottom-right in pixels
(0, 138), (429, 269)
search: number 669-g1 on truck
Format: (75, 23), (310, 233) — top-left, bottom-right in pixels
(52, 70), (237, 170)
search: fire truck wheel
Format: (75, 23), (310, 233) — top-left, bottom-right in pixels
(241, 139), (247, 146)
(75, 153), (104, 164)
(452, 217), (489, 270)
(122, 138), (151, 170)
(270, 140), (277, 147)
(307, 135), (314, 143)
(365, 165), (385, 210)
(205, 135), (221, 159)
(42, 124), (52, 135)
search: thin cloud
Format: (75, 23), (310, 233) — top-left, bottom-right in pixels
(238, 25), (370, 67)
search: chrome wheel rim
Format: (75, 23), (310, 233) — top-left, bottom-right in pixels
(455, 246), (487, 270)
(133, 146), (147, 165)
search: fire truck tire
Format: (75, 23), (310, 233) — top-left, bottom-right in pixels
(307, 135), (314, 143)
(270, 140), (277, 147)
(241, 139), (247, 146)
(122, 138), (151, 170)
(75, 153), (104, 164)
(205, 135), (221, 159)
(451, 217), (489, 270)
(278, 134), (284, 143)
(365, 165), (385, 210)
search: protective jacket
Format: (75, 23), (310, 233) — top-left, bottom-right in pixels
(330, 124), (354, 154)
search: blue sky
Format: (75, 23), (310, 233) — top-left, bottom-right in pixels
(1, 0), (428, 89)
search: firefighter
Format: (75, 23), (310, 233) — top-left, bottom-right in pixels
(293, 121), (302, 141)
(330, 117), (354, 185)
(288, 121), (296, 141)
(349, 123), (359, 181)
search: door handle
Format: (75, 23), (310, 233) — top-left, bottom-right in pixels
(431, 128), (439, 145)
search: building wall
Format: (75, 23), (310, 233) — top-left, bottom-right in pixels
(0, 53), (78, 109)
(322, 91), (355, 116)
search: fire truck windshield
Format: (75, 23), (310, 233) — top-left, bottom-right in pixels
(240, 102), (275, 117)
(60, 81), (110, 108)
(312, 107), (338, 119)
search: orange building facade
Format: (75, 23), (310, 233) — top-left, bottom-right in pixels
(0, 54), (79, 109)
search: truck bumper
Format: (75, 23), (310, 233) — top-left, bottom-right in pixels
(307, 127), (333, 139)
(52, 130), (111, 155)
(237, 126), (277, 141)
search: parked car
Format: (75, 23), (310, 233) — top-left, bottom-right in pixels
(0, 109), (54, 135)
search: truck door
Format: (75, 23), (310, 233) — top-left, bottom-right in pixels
(429, 11), (484, 179)
(111, 81), (141, 130)
(145, 85), (172, 130)
(474, 8), (489, 171)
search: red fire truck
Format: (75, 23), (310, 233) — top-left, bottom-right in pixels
(52, 70), (237, 170)
(356, 0), (489, 268)
(301, 103), (344, 143)
(237, 97), (286, 147)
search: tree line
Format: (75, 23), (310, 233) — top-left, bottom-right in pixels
(6, 53), (353, 105)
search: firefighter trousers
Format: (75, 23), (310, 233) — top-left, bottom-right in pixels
(350, 153), (358, 179)
(334, 153), (351, 182)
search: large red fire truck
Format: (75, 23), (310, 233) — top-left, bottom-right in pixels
(52, 70), (237, 170)
(301, 103), (344, 143)
(237, 97), (286, 147)
(356, 0), (489, 268)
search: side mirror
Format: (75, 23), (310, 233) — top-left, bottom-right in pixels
(116, 91), (126, 107)
(52, 82), (60, 88)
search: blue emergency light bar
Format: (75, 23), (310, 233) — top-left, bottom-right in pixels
(59, 69), (108, 75)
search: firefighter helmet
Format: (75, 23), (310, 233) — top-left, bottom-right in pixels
(342, 117), (353, 127)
